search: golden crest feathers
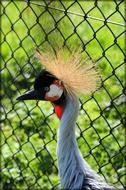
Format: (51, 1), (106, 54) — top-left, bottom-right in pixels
(36, 49), (100, 95)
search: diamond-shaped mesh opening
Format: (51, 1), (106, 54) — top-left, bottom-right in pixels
(1, 1), (125, 190)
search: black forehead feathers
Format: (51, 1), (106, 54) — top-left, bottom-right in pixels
(34, 70), (57, 90)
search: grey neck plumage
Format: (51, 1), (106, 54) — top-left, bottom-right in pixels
(56, 93), (117, 190)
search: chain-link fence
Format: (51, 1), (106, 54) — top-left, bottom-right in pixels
(1, 0), (126, 189)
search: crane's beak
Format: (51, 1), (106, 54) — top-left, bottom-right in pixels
(16, 89), (44, 101)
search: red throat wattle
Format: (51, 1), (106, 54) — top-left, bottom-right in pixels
(54, 105), (63, 119)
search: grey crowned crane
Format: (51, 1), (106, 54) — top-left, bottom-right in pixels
(17, 49), (117, 190)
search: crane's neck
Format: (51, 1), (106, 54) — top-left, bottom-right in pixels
(53, 93), (115, 190)
(53, 93), (116, 190)
(56, 93), (86, 189)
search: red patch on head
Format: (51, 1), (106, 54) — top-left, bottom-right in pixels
(54, 105), (63, 119)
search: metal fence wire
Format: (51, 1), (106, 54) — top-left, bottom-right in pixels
(0, 0), (126, 190)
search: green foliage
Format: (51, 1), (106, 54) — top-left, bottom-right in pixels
(1, 1), (125, 190)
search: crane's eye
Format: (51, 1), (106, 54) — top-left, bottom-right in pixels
(44, 82), (64, 102)
(44, 86), (50, 92)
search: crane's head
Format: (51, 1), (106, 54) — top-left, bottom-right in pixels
(17, 70), (65, 119)
(17, 49), (100, 119)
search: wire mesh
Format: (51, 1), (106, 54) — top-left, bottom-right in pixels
(1, 0), (126, 190)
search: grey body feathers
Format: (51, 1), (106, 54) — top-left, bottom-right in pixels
(56, 93), (117, 190)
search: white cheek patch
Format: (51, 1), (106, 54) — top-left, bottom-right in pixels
(46, 84), (63, 98)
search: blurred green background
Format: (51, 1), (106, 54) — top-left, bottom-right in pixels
(1, 1), (125, 189)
